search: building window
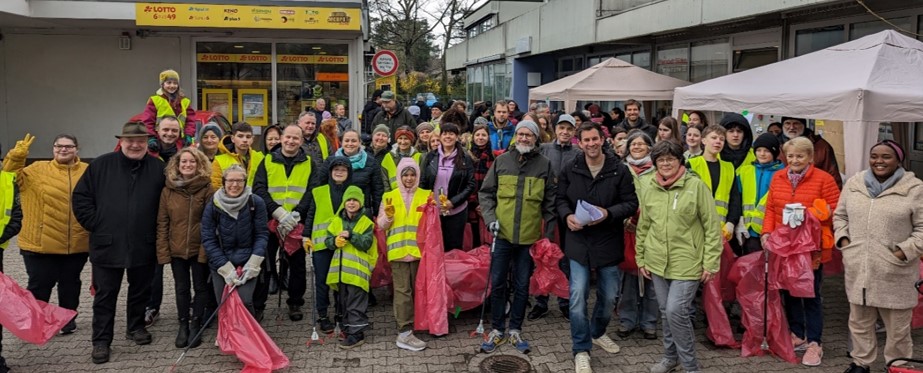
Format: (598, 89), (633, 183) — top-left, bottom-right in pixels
(656, 45), (689, 81)
(632, 51), (651, 69)
(849, 17), (911, 40)
(690, 39), (728, 83)
(733, 47), (778, 73)
(795, 25), (844, 56)
(466, 61), (511, 107)
(276, 43), (350, 126)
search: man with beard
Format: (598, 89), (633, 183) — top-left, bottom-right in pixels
(478, 120), (556, 355)
(616, 100), (657, 141)
(371, 91), (416, 136)
(778, 117), (843, 188)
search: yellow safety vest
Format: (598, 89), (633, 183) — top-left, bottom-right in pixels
(688, 157), (734, 221)
(325, 216), (377, 292)
(737, 164), (768, 234)
(150, 95), (191, 131)
(0, 171), (14, 249)
(381, 153), (422, 190)
(718, 148), (756, 170)
(317, 133), (330, 161)
(264, 153), (312, 211)
(383, 188), (429, 261)
(215, 150), (264, 187)
(310, 186), (336, 251)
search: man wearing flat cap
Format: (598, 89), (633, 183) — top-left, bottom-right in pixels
(778, 117), (843, 188)
(72, 121), (166, 364)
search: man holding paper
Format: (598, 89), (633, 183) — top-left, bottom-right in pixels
(556, 123), (638, 373)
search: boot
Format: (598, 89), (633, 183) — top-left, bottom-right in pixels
(268, 273), (279, 295)
(175, 319), (190, 348)
(188, 318), (203, 348)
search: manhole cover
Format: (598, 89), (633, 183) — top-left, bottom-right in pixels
(478, 354), (532, 373)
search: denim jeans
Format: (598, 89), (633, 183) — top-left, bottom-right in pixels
(569, 260), (621, 354)
(652, 274), (700, 372)
(618, 272), (658, 332)
(489, 238), (534, 332)
(783, 265), (823, 343)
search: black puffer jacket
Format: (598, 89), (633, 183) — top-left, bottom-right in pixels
(201, 193), (268, 271)
(420, 143), (476, 211)
(555, 152), (638, 268)
(346, 151), (385, 217)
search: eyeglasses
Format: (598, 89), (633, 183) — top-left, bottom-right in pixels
(224, 179), (246, 185)
(53, 145), (77, 150)
(516, 133), (535, 139)
(655, 157), (680, 165)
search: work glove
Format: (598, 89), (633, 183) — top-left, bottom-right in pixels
(722, 222), (733, 241)
(8, 133), (34, 160)
(335, 236), (348, 248)
(439, 193), (449, 209)
(384, 198), (395, 219)
(807, 199), (831, 221)
(783, 203), (806, 228)
(239, 255), (263, 284)
(147, 137), (160, 154)
(303, 237), (313, 253)
(488, 221), (500, 235)
(735, 217), (750, 246)
(217, 262), (237, 286)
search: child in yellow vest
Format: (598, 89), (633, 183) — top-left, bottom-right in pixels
(325, 186), (376, 348)
(377, 157), (431, 351)
(686, 125), (742, 241)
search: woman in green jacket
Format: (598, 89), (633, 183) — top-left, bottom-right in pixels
(636, 141), (722, 373)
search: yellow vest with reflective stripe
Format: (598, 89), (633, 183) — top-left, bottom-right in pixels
(381, 153), (422, 190)
(688, 157), (734, 221)
(737, 164), (767, 234)
(310, 185), (335, 251)
(150, 95), (191, 131)
(0, 171), (14, 249)
(383, 188), (429, 261)
(215, 150), (264, 187)
(325, 215), (377, 292)
(264, 153), (312, 211)
(317, 133), (329, 161)
(717, 148), (756, 170)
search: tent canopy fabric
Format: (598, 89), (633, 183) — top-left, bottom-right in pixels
(672, 30), (923, 176)
(529, 58), (690, 112)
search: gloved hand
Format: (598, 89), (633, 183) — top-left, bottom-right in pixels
(147, 137), (160, 154)
(488, 221), (500, 235)
(217, 262), (237, 286)
(239, 255), (263, 284)
(783, 203), (806, 228)
(277, 210), (299, 237)
(722, 222), (733, 241)
(439, 194), (449, 209)
(8, 133), (34, 160)
(735, 217), (750, 246)
(384, 198), (395, 219)
(335, 236), (348, 248)
(807, 199), (831, 221)
(303, 237), (313, 253)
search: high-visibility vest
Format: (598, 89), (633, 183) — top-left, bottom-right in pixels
(325, 216), (377, 292)
(737, 164), (768, 234)
(383, 188), (429, 261)
(381, 153), (421, 190)
(215, 150), (264, 187)
(264, 153), (312, 211)
(317, 133), (329, 161)
(688, 157), (734, 221)
(0, 171), (15, 249)
(719, 148), (756, 169)
(310, 186), (335, 251)
(150, 95), (191, 131)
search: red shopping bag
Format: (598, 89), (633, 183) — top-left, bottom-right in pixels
(529, 238), (569, 299)
(729, 252), (797, 363)
(445, 245), (491, 311)
(414, 200), (451, 335)
(0, 271), (76, 345)
(216, 285), (289, 373)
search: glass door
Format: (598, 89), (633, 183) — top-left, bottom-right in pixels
(196, 41), (273, 126)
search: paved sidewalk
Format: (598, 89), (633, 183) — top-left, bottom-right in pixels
(2, 240), (921, 372)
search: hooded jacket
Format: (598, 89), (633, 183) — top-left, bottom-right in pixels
(304, 156), (353, 237)
(156, 174), (214, 264)
(378, 157), (424, 229)
(719, 113), (756, 169)
(210, 135), (265, 190)
(556, 152), (638, 268)
(487, 119), (516, 154)
(371, 102), (417, 136)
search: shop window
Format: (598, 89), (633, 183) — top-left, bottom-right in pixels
(795, 25), (844, 56)
(196, 42), (273, 126)
(561, 58), (574, 73)
(276, 43), (349, 126)
(656, 45), (689, 81)
(850, 17), (911, 40)
(690, 39), (728, 83)
(733, 47), (777, 73)
(632, 51), (650, 69)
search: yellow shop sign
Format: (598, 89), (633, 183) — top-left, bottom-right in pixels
(136, 3), (360, 31)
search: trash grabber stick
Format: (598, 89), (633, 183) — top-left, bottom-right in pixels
(171, 280), (242, 372)
(761, 251), (770, 351)
(472, 228), (498, 339)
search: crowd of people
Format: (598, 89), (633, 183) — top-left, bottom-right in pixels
(0, 69), (918, 373)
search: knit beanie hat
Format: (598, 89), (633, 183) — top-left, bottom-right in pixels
(195, 123), (224, 146)
(416, 122), (435, 134)
(340, 186), (366, 210)
(473, 116), (489, 127)
(373, 124), (391, 138)
(752, 132), (781, 159)
(395, 127), (416, 142)
(159, 69), (180, 84)
(515, 120), (540, 138)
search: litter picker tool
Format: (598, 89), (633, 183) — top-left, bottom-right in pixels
(760, 251), (770, 351)
(472, 225), (499, 341)
(171, 269), (247, 372)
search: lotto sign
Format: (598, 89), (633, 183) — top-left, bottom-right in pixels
(372, 50), (399, 77)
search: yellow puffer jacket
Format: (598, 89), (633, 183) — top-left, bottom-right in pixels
(3, 156), (89, 254)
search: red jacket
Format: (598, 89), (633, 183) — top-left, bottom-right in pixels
(764, 165), (840, 267)
(140, 90), (196, 148)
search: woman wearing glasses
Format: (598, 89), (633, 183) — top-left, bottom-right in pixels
(1, 133), (89, 335)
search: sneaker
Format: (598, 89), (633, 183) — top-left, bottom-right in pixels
(508, 330), (531, 354)
(802, 342), (823, 367)
(791, 333), (807, 352)
(592, 334), (621, 354)
(479, 329), (506, 354)
(396, 331), (426, 351)
(574, 351), (593, 373)
(60, 318), (77, 335)
(643, 329), (657, 340)
(339, 333), (365, 349)
(844, 363), (870, 373)
(91, 344), (111, 364)
(560, 305), (570, 320)
(318, 317), (336, 334)
(144, 308), (159, 327)
(616, 326), (636, 339)
(288, 305), (304, 322)
(125, 328), (153, 345)
(650, 358), (679, 373)
(527, 305), (549, 321)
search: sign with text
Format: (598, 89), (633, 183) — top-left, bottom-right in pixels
(372, 50), (399, 76)
(136, 3), (360, 31)
(196, 53), (348, 64)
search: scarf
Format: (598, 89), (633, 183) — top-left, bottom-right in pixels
(787, 166), (809, 190)
(864, 167), (904, 198)
(657, 166), (686, 188)
(626, 155), (653, 175)
(213, 186), (252, 220)
(336, 147), (368, 170)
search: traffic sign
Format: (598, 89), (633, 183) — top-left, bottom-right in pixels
(372, 50), (399, 77)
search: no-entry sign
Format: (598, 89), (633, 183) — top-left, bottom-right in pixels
(372, 50), (399, 76)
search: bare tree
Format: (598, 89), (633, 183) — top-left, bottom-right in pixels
(425, 0), (475, 96)
(369, 0), (446, 73)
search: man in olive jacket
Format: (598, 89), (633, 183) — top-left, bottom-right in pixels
(72, 122), (166, 364)
(556, 123), (638, 371)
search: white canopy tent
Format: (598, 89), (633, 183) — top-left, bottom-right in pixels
(672, 30), (923, 176)
(529, 58), (690, 112)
